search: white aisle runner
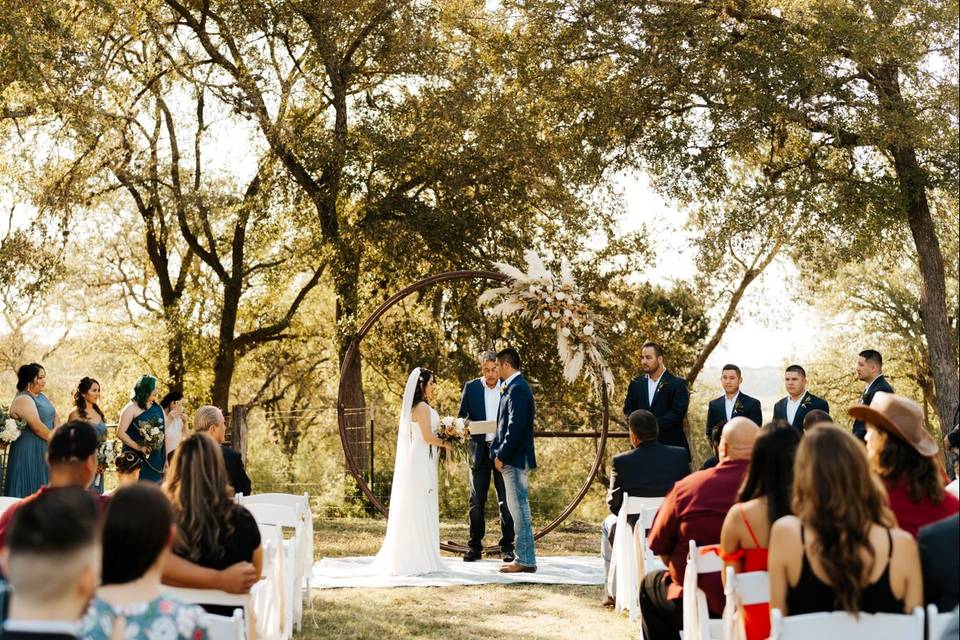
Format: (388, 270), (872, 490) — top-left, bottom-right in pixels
(311, 555), (604, 589)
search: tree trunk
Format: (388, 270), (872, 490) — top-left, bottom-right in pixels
(891, 145), (960, 437)
(211, 283), (241, 409)
(336, 244), (366, 415)
(163, 304), (186, 392)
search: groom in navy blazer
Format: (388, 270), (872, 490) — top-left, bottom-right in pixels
(491, 348), (537, 573)
(705, 364), (762, 439)
(458, 352), (514, 562)
(623, 342), (691, 454)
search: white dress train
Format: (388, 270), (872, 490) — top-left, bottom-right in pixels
(370, 371), (443, 576)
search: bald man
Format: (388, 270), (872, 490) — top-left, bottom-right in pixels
(641, 417), (759, 639)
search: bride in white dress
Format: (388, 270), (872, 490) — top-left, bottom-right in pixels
(370, 367), (453, 576)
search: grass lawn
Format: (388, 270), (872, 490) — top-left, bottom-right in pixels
(298, 518), (640, 639)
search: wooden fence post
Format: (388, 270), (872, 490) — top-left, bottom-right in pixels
(229, 404), (248, 462)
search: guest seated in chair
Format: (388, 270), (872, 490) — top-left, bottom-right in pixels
(852, 393), (959, 536)
(80, 484), (209, 640)
(768, 425), (922, 616)
(918, 513), (959, 612)
(1, 487), (100, 640)
(193, 406), (252, 497)
(640, 417), (758, 640)
(720, 421), (800, 640)
(601, 409), (689, 606)
(164, 433), (262, 616)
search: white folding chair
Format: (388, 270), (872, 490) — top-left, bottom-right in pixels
(927, 604), (954, 640)
(770, 606), (924, 639)
(159, 586), (251, 640)
(256, 521), (296, 640)
(240, 494), (313, 613)
(0, 496), (21, 516)
(201, 609), (245, 640)
(722, 566), (770, 640)
(251, 540), (282, 640)
(682, 541), (724, 640)
(607, 496), (664, 622)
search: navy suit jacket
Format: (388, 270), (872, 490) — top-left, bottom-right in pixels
(623, 370), (689, 434)
(491, 374), (537, 470)
(606, 441), (690, 524)
(852, 375), (894, 440)
(458, 378), (495, 468)
(706, 393), (762, 437)
(773, 392), (830, 432)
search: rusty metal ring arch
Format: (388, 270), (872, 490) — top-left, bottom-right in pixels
(336, 269), (611, 553)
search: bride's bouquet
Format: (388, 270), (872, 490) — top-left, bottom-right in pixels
(0, 405), (25, 447)
(435, 416), (471, 462)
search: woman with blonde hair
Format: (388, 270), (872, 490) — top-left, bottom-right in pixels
(768, 425), (922, 616)
(163, 433), (262, 615)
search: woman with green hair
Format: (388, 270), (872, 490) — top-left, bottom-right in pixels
(117, 375), (166, 483)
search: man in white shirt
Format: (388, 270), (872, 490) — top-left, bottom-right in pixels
(458, 351), (515, 563)
(852, 349), (894, 440)
(705, 364), (763, 439)
(772, 364), (830, 431)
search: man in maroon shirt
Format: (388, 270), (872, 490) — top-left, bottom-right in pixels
(641, 417), (758, 640)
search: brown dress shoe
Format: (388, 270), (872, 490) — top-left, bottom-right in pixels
(601, 595), (615, 608)
(499, 562), (537, 574)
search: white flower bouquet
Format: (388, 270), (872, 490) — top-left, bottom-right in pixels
(0, 405), (24, 446)
(137, 416), (165, 452)
(97, 438), (119, 473)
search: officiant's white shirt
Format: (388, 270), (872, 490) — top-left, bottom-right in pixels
(724, 392), (740, 420)
(647, 371), (664, 405)
(786, 393), (805, 424)
(483, 379), (501, 442)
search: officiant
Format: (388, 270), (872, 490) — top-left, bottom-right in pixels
(458, 351), (516, 563)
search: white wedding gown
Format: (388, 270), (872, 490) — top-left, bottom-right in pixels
(369, 369), (443, 576)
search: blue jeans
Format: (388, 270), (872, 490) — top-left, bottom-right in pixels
(500, 463), (536, 566)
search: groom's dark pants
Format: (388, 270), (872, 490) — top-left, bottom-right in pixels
(468, 440), (515, 554)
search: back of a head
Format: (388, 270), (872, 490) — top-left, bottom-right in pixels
(628, 409), (658, 442)
(720, 417), (759, 461)
(5, 486), (100, 601)
(160, 390), (183, 411)
(164, 433), (233, 561)
(193, 405), (222, 433)
(738, 421), (801, 524)
(802, 409), (832, 431)
(48, 420), (99, 468)
(101, 484), (173, 585)
(792, 425), (893, 613)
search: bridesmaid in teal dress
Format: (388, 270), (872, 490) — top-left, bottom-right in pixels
(5, 363), (58, 497)
(69, 377), (108, 494)
(117, 375), (165, 483)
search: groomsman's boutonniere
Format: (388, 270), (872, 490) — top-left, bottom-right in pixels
(656, 378), (667, 395)
(733, 399), (744, 414)
(801, 394), (812, 408)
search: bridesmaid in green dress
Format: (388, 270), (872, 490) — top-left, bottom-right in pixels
(68, 377), (108, 494)
(5, 363), (59, 497)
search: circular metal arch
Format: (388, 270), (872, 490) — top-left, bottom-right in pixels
(336, 270), (611, 552)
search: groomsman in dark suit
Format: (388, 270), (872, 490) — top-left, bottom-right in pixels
(623, 342), (691, 453)
(705, 364), (763, 440)
(853, 349), (894, 441)
(773, 364), (829, 432)
(458, 351), (514, 562)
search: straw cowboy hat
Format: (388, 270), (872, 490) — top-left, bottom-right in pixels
(848, 391), (939, 457)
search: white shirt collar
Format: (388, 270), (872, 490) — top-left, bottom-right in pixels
(482, 378), (501, 391)
(3, 620), (79, 635)
(503, 371), (521, 387)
